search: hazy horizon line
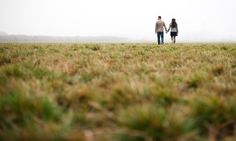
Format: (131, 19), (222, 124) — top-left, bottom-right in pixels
(0, 32), (235, 43)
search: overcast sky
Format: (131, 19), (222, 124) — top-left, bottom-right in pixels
(0, 0), (235, 42)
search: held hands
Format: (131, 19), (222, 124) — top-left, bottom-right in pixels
(165, 29), (169, 34)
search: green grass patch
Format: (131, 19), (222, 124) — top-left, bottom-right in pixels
(0, 43), (235, 140)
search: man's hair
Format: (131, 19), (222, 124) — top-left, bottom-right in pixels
(158, 16), (161, 19)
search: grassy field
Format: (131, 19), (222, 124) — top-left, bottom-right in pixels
(0, 43), (236, 141)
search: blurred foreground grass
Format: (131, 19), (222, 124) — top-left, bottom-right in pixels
(0, 43), (236, 141)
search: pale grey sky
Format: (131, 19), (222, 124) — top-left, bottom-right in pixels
(0, 0), (235, 42)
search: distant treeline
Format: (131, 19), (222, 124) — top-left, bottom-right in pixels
(0, 35), (129, 42)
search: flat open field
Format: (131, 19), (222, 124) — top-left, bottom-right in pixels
(0, 43), (236, 141)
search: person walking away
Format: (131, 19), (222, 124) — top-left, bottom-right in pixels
(155, 16), (167, 45)
(167, 18), (178, 44)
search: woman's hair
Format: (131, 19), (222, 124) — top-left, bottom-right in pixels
(171, 18), (177, 28)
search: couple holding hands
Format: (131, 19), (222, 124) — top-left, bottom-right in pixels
(155, 16), (178, 44)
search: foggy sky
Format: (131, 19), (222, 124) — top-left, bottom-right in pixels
(0, 0), (235, 42)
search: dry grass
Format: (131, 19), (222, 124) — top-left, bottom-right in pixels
(0, 43), (236, 141)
